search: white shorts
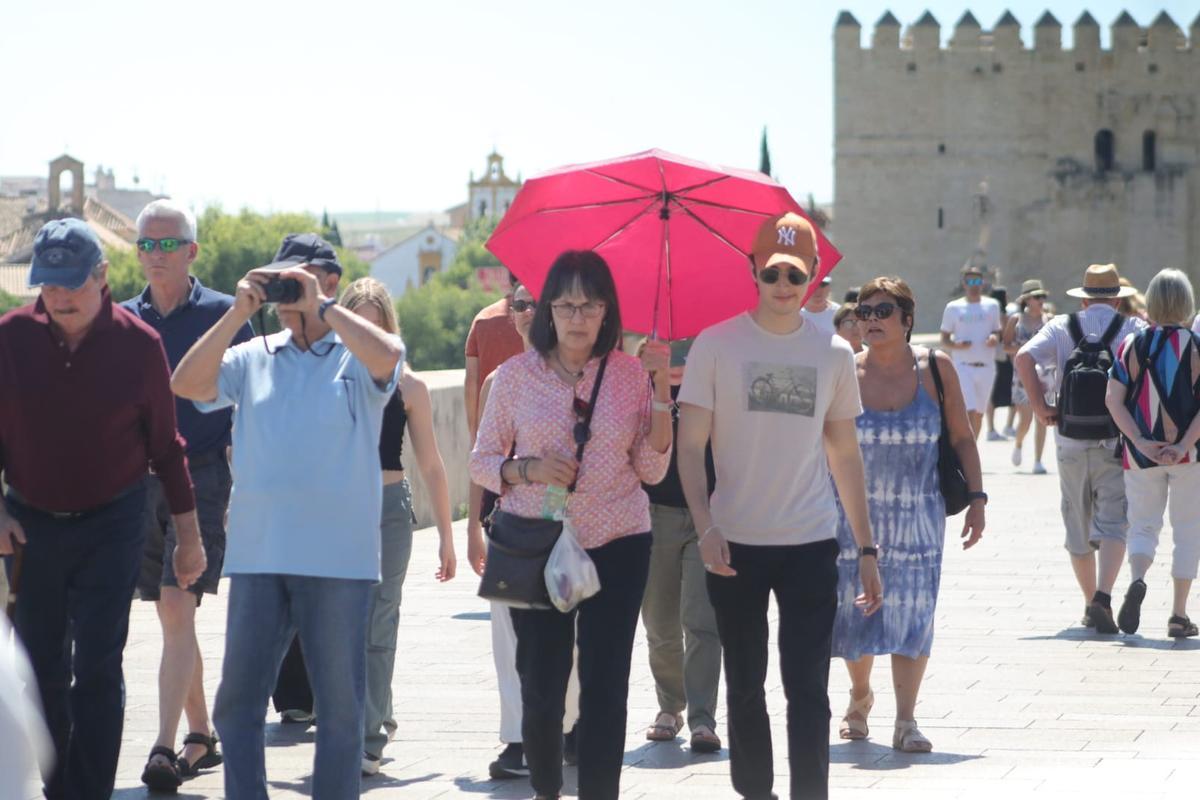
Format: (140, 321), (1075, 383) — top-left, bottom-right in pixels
(954, 361), (997, 413)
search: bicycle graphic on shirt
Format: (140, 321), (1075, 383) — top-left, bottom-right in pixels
(746, 363), (817, 417)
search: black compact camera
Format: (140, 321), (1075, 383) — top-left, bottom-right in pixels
(262, 274), (302, 304)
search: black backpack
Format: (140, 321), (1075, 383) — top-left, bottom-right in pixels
(1057, 312), (1125, 440)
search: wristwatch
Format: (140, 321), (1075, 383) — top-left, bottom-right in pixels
(859, 545), (878, 558)
(317, 297), (337, 322)
(967, 491), (988, 505)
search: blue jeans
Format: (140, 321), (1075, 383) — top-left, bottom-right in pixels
(213, 573), (371, 800)
(5, 484), (146, 800)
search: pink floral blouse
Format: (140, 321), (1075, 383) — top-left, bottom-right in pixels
(469, 349), (671, 548)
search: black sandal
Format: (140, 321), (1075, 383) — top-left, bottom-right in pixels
(1168, 615), (1199, 638)
(177, 731), (223, 777)
(141, 745), (182, 793)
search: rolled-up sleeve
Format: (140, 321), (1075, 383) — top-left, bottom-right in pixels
(631, 382), (671, 484)
(194, 343), (249, 414)
(469, 363), (515, 494)
(143, 339), (195, 514)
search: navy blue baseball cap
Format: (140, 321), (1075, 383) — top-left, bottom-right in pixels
(28, 218), (104, 290)
(265, 232), (342, 275)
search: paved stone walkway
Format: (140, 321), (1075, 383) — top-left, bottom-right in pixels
(22, 432), (1200, 798)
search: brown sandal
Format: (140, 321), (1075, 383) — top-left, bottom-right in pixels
(646, 711), (683, 741)
(838, 689), (874, 740)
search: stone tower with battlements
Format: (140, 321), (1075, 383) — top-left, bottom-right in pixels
(833, 10), (1199, 331)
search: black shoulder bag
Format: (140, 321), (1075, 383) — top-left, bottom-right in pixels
(927, 349), (971, 516)
(478, 356), (608, 609)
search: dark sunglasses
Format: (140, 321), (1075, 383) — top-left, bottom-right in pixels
(511, 299), (536, 313)
(572, 397), (592, 446)
(136, 237), (192, 253)
(964, 276), (984, 287)
(759, 266), (808, 286)
(854, 302), (897, 321)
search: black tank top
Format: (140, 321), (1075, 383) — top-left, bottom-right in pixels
(379, 389), (406, 470)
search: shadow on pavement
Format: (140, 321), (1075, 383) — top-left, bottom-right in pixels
(361, 771), (441, 793)
(833, 740), (983, 771)
(623, 740), (729, 770)
(453, 773), (579, 797)
(453, 611), (492, 621)
(112, 790), (207, 800)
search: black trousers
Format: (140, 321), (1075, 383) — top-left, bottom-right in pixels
(272, 635), (314, 714)
(511, 532), (650, 800)
(706, 538), (839, 800)
(6, 485), (146, 800)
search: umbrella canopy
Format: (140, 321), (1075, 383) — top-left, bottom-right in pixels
(486, 149), (840, 339)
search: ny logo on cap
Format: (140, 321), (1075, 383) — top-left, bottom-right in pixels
(44, 248), (68, 266)
(777, 227), (797, 247)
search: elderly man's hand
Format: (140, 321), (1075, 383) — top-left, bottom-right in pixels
(276, 267), (325, 315)
(0, 508), (26, 556)
(171, 513), (207, 590)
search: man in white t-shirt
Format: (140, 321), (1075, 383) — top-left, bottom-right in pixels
(941, 265), (1004, 438)
(800, 274), (837, 335)
(677, 213), (882, 800)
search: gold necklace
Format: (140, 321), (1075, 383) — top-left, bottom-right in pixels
(554, 350), (584, 380)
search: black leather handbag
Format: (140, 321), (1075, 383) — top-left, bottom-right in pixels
(477, 356), (608, 609)
(927, 350), (970, 517)
(478, 512), (563, 609)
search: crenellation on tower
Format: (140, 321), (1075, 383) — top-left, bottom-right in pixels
(1074, 12), (1101, 56)
(992, 11), (1022, 51)
(1111, 11), (1141, 53)
(1148, 12), (1185, 52)
(907, 11), (940, 51)
(1034, 12), (1061, 53)
(950, 11), (981, 50)
(834, 11), (862, 52)
(873, 11), (901, 49)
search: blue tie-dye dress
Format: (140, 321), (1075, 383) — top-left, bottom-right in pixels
(831, 367), (946, 661)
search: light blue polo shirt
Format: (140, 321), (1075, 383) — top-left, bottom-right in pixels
(196, 328), (402, 581)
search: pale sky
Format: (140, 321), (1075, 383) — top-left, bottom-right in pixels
(0, 1), (1186, 215)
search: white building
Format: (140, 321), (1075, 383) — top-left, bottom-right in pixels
(370, 223), (460, 297)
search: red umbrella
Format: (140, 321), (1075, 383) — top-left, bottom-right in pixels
(486, 149), (840, 339)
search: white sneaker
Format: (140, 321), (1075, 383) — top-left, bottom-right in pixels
(1032, 462), (1048, 475)
(1002, 426), (1017, 437)
(987, 430), (1006, 441)
(362, 753), (381, 776)
(1011, 446), (1022, 466)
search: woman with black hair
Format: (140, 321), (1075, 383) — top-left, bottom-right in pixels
(470, 250), (672, 800)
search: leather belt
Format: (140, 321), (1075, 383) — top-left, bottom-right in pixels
(7, 482), (142, 522)
(962, 362), (989, 368)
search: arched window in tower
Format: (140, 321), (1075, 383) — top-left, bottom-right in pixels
(1094, 129), (1115, 172)
(478, 199), (488, 218)
(1143, 131), (1157, 172)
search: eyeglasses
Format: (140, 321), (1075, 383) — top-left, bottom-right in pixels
(758, 266), (808, 286)
(136, 237), (192, 253)
(551, 301), (605, 320)
(964, 277), (984, 287)
(511, 299), (536, 313)
(854, 302), (897, 321)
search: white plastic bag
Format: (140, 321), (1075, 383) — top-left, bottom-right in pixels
(544, 519), (600, 613)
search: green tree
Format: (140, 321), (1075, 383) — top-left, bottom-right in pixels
(104, 208), (367, 304)
(0, 288), (25, 315)
(394, 216), (504, 370)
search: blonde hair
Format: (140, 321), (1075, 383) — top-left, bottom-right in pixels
(339, 277), (399, 334)
(1144, 269), (1195, 327)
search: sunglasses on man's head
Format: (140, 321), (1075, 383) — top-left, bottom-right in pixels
(511, 299), (536, 313)
(964, 276), (984, 287)
(136, 237), (191, 253)
(854, 302), (897, 321)
(758, 266), (808, 286)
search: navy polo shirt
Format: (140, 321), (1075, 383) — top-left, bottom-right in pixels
(122, 277), (255, 455)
